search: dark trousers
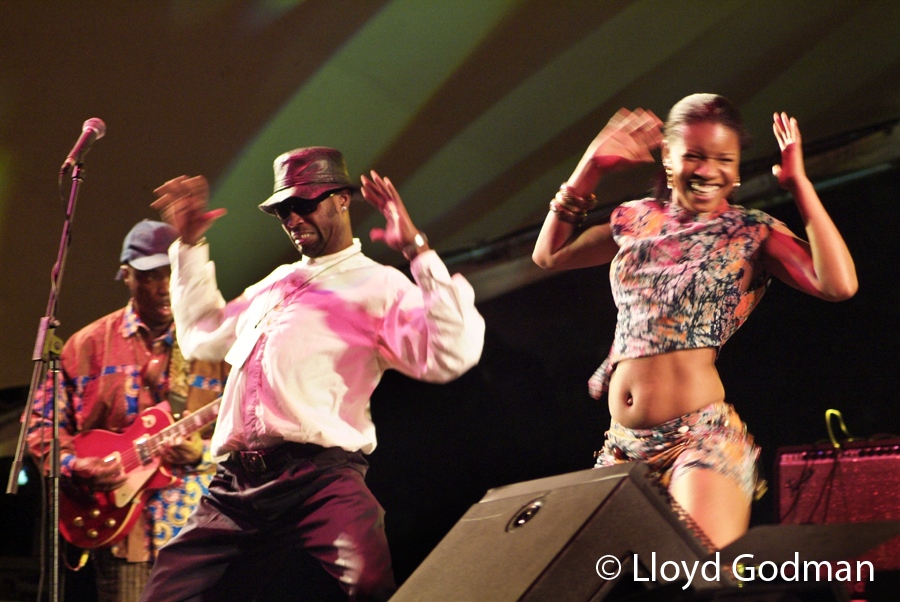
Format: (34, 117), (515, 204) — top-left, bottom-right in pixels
(139, 444), (395, 602)
(93, 548), (151, 602)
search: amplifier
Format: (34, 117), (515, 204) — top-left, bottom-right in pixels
(776, 438), (900, 571)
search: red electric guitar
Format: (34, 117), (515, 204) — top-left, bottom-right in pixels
(59, 398), (221, 549)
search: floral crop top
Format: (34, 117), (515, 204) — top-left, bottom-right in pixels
(588, 198), (781, 399)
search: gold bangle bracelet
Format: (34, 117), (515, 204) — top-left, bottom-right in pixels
(557, 185), (598, 212)
(549, 200), (586, 224)
(553, 192), (595, 215)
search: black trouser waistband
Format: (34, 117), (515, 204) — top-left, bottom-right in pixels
(229, 442), (326, 474)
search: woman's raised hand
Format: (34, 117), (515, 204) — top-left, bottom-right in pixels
(772, 112), (807, 190)
(568, 108), (663, 196)
(586, 108), (663, 173)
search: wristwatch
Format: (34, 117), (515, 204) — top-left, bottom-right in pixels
(402, 232), (429, 261)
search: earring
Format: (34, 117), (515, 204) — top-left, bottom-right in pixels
(664, 162), (673, 189)
(341, 206), (348, 212)
(733, 177), (741, 189)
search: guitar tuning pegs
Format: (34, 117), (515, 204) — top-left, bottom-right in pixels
(89, 508), (101, 518)
(104, 518), (117, 528)
(86, 530), (99, 539)
(72, 517), (85, 527)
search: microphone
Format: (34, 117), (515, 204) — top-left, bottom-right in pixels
(60, 118), (106, 174)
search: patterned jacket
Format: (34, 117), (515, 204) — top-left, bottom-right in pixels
(27, 301), (227, 561)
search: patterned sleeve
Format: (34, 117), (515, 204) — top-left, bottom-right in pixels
(610, 199), (650, 243)
(745, 207), (784, 232)
(26, 343), (80, 478)
(741, 206), (785, 293)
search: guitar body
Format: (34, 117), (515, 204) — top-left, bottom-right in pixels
(60, 407), (178, 549)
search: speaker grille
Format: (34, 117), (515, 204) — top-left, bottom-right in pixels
(777, 439), (900, 571)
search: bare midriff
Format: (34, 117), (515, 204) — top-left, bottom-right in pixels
(607, 347), (725, 429)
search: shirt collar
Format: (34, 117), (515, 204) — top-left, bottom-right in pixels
(666, 199), (730, 223)
(300, 238), (363, 268)
(121, 299), (175, 345)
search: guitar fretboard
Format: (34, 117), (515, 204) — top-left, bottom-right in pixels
(133, 398), (221, 467)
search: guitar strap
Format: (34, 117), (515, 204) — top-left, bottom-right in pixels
(166, 338), (189, 419)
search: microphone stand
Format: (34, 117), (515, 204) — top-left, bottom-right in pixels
(7, 162), (88, 602)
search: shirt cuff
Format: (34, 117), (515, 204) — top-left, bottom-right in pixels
(60, 453), (76, 478)
(172, 238), (210, 273)
(409, 250), (452, 292)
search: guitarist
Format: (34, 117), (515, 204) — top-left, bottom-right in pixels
(26, 220), (228, 602)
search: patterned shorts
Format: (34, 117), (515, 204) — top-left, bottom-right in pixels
(593, 402), (761, 501)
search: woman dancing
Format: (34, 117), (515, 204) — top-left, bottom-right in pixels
(532, 94), (857, 548)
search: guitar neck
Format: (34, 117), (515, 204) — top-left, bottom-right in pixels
(140, 398), (221, 462)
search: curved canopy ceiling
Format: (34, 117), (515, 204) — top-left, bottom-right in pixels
(2, 0), (900, 389)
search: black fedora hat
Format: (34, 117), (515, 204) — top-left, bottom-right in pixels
(258, 147), (359, 215)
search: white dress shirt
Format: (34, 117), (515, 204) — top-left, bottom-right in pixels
(169, 238), (485, 457)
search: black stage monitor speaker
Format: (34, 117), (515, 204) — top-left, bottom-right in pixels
(392, 462), (722, 602)
(393, 463), (899, 601)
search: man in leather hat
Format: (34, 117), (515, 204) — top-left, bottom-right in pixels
(140, 148), (485, 601)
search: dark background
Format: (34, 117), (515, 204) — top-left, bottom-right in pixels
(2, 127), (897, 602)
(5, 166), (895, 598)
(1, 1), (899, 599)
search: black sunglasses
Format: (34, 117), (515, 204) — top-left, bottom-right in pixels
(272, 189), (347, 222)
